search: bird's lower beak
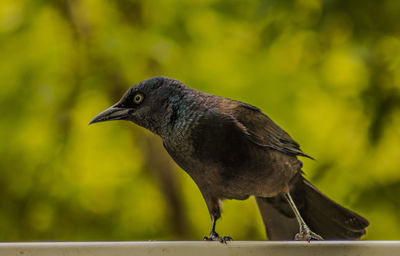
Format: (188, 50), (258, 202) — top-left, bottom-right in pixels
(89, 106), (130, 125)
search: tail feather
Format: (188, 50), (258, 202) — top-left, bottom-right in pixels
(255, 197), (298, 240)
(301, 179), (368, 239)
(256, 177), (369, 240)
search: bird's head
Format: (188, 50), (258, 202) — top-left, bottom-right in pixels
(89, 76), (185, 135)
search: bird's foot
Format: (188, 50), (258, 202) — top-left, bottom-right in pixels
(204, 231), (232, 243)
(294, 225), (323, 242)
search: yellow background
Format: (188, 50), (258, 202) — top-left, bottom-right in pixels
(0, 0), (399, 240)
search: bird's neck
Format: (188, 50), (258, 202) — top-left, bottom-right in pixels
(158, 88), (212, 142)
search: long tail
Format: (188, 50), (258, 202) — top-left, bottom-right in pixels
(256, 175), (369, 240)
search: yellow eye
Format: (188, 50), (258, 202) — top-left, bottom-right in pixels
(133, 93), (144, 104)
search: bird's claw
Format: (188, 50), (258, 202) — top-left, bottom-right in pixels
(294, 225), (323, 242)
(204, 232), (232, 243)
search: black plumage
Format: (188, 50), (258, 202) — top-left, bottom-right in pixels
(90, 76), (369, 241)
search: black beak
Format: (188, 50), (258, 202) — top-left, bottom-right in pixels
(89, 105), (130, 125)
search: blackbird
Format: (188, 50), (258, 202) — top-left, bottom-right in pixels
(90, 76), (369, 242)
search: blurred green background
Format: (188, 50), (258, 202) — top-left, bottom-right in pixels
(0, 0), (399, 241)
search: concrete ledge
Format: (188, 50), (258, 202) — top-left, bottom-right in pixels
(0, 241), (398, 256)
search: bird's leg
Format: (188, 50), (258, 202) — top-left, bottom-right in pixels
(203, 215), (232, 243)
(284, 192), (323, 241)
(203, 203), (232, 243)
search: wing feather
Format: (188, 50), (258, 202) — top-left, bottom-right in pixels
(229, 103), (312, 159)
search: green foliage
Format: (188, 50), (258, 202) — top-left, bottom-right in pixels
(0, 0), (399, 240)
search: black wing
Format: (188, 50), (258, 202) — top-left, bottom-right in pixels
(230, 103), (312, 159)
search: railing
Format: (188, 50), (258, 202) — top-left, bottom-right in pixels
(0, 241), (398, 256)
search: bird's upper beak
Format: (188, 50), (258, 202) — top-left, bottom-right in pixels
(89, 105), (130, 125)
